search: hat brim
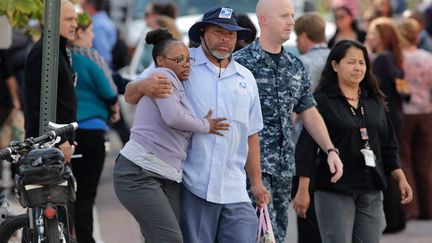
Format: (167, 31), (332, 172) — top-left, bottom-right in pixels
(188, 21), (251, 44)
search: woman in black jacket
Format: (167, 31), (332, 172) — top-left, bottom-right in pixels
(292, 40), (412, 243)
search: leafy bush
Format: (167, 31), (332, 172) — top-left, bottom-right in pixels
(0, 0), (44, 33)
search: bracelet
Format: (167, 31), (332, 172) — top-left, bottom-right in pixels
(326, 147), (339, 155)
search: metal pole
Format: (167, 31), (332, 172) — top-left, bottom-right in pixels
(39, 0), (60, 135)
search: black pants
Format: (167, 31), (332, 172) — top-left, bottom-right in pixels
(292, 176), (322, 243)
(72, 129), (106, 243)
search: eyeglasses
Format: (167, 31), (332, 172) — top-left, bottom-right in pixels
(335, 14), (348, 20)
(164, 56), (196, 66)
(144, 12), (153, 18)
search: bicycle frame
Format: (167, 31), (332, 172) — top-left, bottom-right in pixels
(0, 122), (78, 243)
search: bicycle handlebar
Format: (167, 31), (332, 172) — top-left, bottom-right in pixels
(0, 122), (78, 160)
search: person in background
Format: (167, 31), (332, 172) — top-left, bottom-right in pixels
(144, 2), (178, 30)
(83, 0), (132, 147)
(329, 0), (361, 19)
(0, 50), (23, 148)
(155, 15), (182, 41)
(82, 0), (116, 68)
(114, 28), (230, 243)
(367, 17), (409, 233)
(124, 7), (271, 242)
(292, 12), (331, 243)
(328, 5), (366, 48)
(24, 0), (77, 163)
(403, 9), (432, 52)
(293, 39), (412, 243)
(234, 0), (343, 242)
(295, 13), (331, 86)
(234, 13), (257, 52)
(397, 18), (432, 220)
(69, 12), (120, 243)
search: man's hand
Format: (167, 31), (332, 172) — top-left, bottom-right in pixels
(109, 103), (121, 124)
(125, 73), (173, 104)
(327, 151), (343, 183)
(251, 183), (270, 208)
(58, 140), (72, 163)
(140, 73), (173, 98)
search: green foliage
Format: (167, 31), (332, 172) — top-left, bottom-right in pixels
(0, 0), (44, 34)
(77, 12), (91, 28)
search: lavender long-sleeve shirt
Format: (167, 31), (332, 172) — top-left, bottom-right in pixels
(129, 68), (210, 170)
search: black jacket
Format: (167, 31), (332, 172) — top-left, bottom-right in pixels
(24, 36), (77, 143)
(295, 83), (400, 194)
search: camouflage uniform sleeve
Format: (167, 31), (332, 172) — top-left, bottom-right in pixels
(293, 63), (317, 114)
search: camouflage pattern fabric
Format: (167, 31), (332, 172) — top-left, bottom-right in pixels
(235, 40), (316, 242)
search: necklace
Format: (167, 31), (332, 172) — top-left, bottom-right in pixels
(344, 88), (361, 101)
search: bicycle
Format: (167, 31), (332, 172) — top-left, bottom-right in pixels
(0, 122), (78, 243)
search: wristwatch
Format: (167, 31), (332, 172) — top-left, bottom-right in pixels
(326, 147), (339, 155)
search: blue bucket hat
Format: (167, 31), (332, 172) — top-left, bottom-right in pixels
(188, 6), (252, 43)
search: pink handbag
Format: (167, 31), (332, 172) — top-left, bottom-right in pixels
(257, 206), (276, 243)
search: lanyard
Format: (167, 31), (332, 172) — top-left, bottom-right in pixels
(348, 101), (371, 149)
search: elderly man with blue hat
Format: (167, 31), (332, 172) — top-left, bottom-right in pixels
(125, 6), (270, 243)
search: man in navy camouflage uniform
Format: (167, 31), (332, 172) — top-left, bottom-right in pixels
(234, 0), (343, 242)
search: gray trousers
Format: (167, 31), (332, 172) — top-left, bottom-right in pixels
(314, 190), (386, 243)
(113, 155), (183, 243)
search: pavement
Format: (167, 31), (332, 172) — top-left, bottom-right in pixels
(8, 131), (432, 243)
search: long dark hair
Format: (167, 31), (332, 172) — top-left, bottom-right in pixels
(371, 17), (403, 69)
(334, 6), (362, 34)
(316, 40), (387, 108)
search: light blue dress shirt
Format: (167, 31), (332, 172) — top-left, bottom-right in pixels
(92, 11), (117, 67)
(136, 46), (263, 204)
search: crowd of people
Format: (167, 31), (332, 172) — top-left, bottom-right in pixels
(1, 0), (432, 242)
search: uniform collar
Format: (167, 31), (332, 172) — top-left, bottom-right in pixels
(248, 39), (295, 67)
(193, 46), (247, 79)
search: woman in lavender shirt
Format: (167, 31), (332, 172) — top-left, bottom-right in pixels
(113, 29), (229, 242)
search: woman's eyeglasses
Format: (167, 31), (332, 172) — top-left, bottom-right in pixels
(164, 56), (196, 66)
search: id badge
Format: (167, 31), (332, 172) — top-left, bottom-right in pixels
(361, 148), (376, 167)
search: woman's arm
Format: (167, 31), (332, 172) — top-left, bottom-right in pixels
(390, 168), (413, 204)
(293, 176), (311, 219)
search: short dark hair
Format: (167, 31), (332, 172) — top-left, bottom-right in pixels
(316, 40), (387, 108)
(294, 13), (325, 43)
(152, 3), (178, 19)
(86, 0), (107, 11)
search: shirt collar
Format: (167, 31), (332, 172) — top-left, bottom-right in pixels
(60, 36), (68, 49)
(193, 46), (247, 79)
(325, 82), (370, 99)
(309, 43), (329, 52)
(248, 39), (295, 67)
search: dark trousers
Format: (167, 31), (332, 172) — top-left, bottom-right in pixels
(113, 155), (182, 243)
(399, 113), (432, 219)
(292, 176), (322, 243)
(72, 129), (106, 243)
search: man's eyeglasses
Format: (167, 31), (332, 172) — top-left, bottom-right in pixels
(144, 11), (153, 18)
(164, 56), (196, 66)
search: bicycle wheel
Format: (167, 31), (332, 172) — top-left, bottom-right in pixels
(45, 217), (61, 243)
(0, 214), (32, 243)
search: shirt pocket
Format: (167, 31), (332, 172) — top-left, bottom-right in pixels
(229, 93), (250, 124)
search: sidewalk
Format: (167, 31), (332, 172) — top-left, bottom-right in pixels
(10, 132), (431, 243)
(93, 134), (432, 243)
